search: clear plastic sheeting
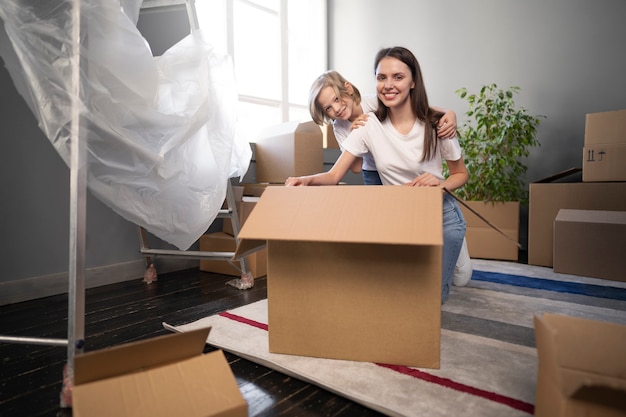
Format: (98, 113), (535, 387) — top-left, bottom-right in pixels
(0, 0), (251, 250)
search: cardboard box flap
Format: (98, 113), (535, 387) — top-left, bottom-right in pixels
(73, 349), (247, 417)
(585, 109), (626, 145)
(533, 167), (581, 183)
(74, 327), (211, 385)
(555, 209), (626, 225)
(233, 238), (266, 261)
(537, 314), (626, 390)
(236, 186), (443, 246)
(561, 368), (626, 399)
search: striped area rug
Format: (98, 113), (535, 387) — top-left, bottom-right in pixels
(164, 260), (626, 417)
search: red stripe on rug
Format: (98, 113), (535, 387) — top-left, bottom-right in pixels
(219, 311), (534, 415)
(376, 363), (534, 414)
(219, 311), (268, 331)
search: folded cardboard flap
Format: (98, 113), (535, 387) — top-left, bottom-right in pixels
(534, 314), (626, 417)
(72, 327), (248, 417)
(236, 185), (443, 245)
(74, 327), (212, 385)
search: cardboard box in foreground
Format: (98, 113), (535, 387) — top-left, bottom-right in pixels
(234, 186), (443, 368)
(72, 328), (247, 417)
(534, 314), (626, 417)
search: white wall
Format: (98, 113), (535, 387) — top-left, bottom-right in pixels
(328, 0), (626, 183)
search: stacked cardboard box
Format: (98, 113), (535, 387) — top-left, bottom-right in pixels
(553, 209), (626, 282)
(583, 109), (626, 182)
(528, 169), (626, 268)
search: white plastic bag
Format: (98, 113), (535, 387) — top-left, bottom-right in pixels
(0, 0), (251, 249)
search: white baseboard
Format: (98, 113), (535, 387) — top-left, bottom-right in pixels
(0, 258), (198, 306)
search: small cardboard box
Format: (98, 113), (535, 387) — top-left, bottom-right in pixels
(584, 109), (626, 146)
(553, 209), (626, 282)
(583, 143), (626, 182)
(72, 328), (247, 417)
(255, 120), (323, 183)
(534, 314), (626, 417)
(460, 201), (519, 261)
(200, 232), (267, 278)
(234, 186), (443, 368)
(528, 168), (626, 267)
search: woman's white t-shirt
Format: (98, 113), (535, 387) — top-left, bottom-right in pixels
(341, 112), (462, 186)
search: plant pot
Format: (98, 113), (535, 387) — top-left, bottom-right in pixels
(460, 201), (520, 261)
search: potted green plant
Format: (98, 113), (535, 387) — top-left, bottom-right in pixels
(454, 83), (544, 260)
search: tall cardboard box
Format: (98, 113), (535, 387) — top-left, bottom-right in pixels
(460, 201), (519, 261)
(583, 109), (626, 182)
(234, 186), (443, 368)
(534, 314), (626, 417)
(72, 328), (247, 417)
(553, 209), (626, 282)
(255, 121), (323, 183)
(528, 169), (626, 267)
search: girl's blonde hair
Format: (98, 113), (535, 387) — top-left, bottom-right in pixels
(308, 70), (362, 125)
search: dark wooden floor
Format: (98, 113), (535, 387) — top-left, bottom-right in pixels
(0, 268), (384, 417)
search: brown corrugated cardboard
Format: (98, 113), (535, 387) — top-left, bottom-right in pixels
(223, 196), (260, 236)
(527, 169), (626, 267)
(234, 185), (443, 368)
(584, 109), (626, 146)
(72, 328), (247, 417)
(323, 123), (339, 149)
(255, 121), (323, 183)
(534, 314), (626, 417)
(460, 201), (519, 261)
(583, 143), (626, 182)
(200, 232), (267, 278)
(553, 209), (626, 282)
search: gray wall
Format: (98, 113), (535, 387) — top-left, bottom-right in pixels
(328, 0), (626, 184)
(2, 1), (626, 304)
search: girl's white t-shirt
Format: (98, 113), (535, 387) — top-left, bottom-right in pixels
(332, 95), (378, 171)
(341, 112), (462, 186)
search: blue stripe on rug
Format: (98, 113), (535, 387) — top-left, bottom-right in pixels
(472, 270), (626, 301)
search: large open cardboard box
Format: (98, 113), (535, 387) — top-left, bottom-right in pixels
(553, 209), (626, 282)
(234, 186), (443, 368)
(72, 328), (247, 417)
(534, 314), (626, 417)
(528, 168), (626, 267)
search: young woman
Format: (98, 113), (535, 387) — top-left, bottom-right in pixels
(287, 47), (469, 303)
(308, 70), (458, 185)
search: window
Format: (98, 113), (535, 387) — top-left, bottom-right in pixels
(196, 0), (327, 142)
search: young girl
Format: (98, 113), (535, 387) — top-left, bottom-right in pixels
(308, 70), (458, 185)
(288, 47), (469, 303)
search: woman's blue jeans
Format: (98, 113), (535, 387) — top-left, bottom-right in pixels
(441, 192), (466, 303)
